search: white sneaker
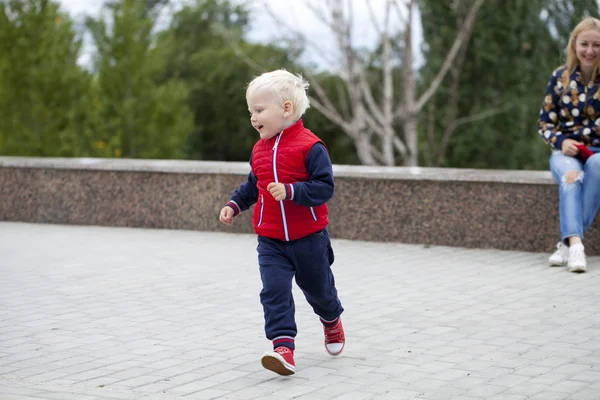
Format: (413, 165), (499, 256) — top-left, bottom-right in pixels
(568, 245), (587, 273)
(548, 242), (569, 266)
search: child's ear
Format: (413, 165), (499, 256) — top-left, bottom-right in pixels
(283, 101), (294, 117)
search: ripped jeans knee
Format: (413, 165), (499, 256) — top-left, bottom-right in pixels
(562, 170), (584, 186)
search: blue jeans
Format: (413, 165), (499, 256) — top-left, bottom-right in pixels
(549, 150), (600, 241)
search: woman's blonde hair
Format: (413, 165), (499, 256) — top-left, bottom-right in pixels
(562, 17), (600, 86)
(246, 69), (310, 120)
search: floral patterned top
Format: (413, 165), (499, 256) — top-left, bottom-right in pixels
(537, 66), (600, 150)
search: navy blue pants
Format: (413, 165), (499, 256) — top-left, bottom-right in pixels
(257, 228), (344, 340)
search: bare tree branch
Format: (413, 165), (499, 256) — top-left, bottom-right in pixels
(330, 0), (356, 68)
(309, 96), (355, 135)
(305, 1), (333, 26)
(363, 107), (386, 135)
(426, 102), (436, 153)
(378, 0), (397, 165)
(434, 101), (515, 166)
(218, 26), (264, 71)
(347, 0), (354, 44)
(355, 132), (377, 165)
(382, 0), (394, 123)
(451, 101), (515, 130)
(261, 1), (339, 68)
(434, 4), (471, 166)
(369, 135), (385, 165)
(301, 67), (344, 121)
(393, 136), (408, 156)
(336, 78), (352, 119)
(402, 0), (415, 113)
(391, 0), (409, 26)
(366, 0), (383, 36)
(309, 0), (352, 44)
(415, 0), (485, 112)
(372, 149), (387, 165)
(360, 78), (386, 124)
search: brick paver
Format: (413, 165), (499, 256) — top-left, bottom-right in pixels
(1, 222), (599, 400)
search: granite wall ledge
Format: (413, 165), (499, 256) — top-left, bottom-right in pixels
(1, 156), (596, 255)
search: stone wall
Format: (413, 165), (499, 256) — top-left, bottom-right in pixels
(2, 157), (597, 254)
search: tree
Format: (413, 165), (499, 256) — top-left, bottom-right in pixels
(301, 73), (361, 165)
(158, 0), (301, 161)
(0, 0), (94, 156)
(419, 0), (600, 170)
(86, 0), (193, 159)
(418, 0), (485, 167)
(252, 0), (484, 166)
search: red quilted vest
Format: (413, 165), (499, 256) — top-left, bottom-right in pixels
(251, 119), (329, 241)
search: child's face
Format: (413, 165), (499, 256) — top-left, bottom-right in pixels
(247, 91), (292, 140)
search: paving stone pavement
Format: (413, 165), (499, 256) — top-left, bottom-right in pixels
(1, 222), (600, 400)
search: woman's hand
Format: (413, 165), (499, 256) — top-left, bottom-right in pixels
(561, 139), (581, 157)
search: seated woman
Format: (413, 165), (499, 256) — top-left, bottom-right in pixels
(537, 17), (600, 273)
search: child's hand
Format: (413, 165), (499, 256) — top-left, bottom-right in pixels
(219, 206), (235, 224)
(267, 182), (286, 201)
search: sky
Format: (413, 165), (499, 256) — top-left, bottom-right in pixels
(55, 0), (423, 70)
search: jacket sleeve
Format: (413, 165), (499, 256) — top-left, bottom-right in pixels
(226, 158), (258, 216)
(574, 115), (600, 138)
(285, 143), (334, 207)
(538, 70), (567, 151)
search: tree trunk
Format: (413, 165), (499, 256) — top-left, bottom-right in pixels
(355, 133), (377, 165)
(248, 0), (486, 167)
(434, 5), (471, 167)
(403, 114), (418, 166)
(402, 0), (418, 167)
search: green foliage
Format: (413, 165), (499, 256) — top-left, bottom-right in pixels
(420, 0), (559, 169)
(155, 0), (354, 163)
(418, 0), (600, 170)
(6, 0), (597, 169)
(156, 1), (252, 161)
(180, 42), (286, 161)
(0, 0), (94, 156)
(85, 0), (193, 159)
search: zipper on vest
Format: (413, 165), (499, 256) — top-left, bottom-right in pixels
(272, 132), (290, 241)
(309, 207), (317, 221)
(257, 194), (264, 226)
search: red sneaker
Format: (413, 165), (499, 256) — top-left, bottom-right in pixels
(323, 318), (345, 356)
(261, 346), (296, 375)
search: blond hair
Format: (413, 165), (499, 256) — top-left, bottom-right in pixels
(561, 17), (600, 86)
(246, 69), (310, 120)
